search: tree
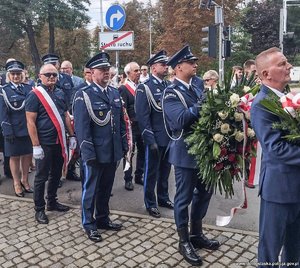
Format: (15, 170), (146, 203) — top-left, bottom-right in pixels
(241, 0), (281, 55)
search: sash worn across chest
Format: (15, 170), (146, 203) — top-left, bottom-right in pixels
(32, 86), (68, 170)
(125, 83), (136, 96)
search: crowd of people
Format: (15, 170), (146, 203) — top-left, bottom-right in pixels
(0, 45), (299, 267)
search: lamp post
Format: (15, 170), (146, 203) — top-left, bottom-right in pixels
(149, 0), (153, 58)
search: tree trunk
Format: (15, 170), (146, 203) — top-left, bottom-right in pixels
(24, 18), (41, 77)
(48, 3), (55, 53)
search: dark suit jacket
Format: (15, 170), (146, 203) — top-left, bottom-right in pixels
(250, 85), (300, 203)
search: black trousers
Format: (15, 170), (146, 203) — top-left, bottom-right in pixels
(34, 144), (64, 211)
(123, 128), (145, 182)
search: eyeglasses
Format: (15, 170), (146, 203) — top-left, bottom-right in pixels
(40, 73), (58, 78)
(204, 78), (213, 82)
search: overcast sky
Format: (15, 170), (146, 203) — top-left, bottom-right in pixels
(87, 0), (153, 29)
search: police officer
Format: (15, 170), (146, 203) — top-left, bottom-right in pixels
(0, 60), (33, 197)
(162, 45), (220, 266)
(135, 50), (173, 218)
(73, 52), (128, 243)
(41, 53), (80, 183)
(25, 63), (75, 224)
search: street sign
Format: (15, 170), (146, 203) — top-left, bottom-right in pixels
(99, 31), (134, 51)
(105, 5), (126, 31)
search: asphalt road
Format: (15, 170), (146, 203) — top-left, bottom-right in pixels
(0, 156), (260, 232)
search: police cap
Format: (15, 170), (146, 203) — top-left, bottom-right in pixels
(146, 50), (168, 66)
(167, 45), (198, 69)
(42, 53), (59, 64)
(5, 60), (24, 72)
(85, 52), (111, 69)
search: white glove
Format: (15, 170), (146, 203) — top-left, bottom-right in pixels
(69, 136), (77, 150)
(33, 146), (44, 160)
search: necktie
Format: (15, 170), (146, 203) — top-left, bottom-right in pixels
(104, 89), (109, 99)
(162, 81), (167, 89)
(16, 85), (23, 94)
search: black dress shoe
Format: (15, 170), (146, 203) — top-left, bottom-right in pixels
(20, 182), (34, 193)
(125, 181), (134, 191)
(147, 207), (161, 218)
(190, 233), (220, 250)
(35, 211), (49, 224)
(158, 200), (174, 209)
(86, 229), (102, 242)
(47, 202), (70, 212)
(135, 177), (144, 185)
(97, 220), (122, 231)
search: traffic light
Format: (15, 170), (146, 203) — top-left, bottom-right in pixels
(223, 26), (231, 58)
(201, 25), (217, 58)
(283, 31), (296, 55)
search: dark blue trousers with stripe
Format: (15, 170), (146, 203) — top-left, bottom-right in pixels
(81, 162), (117, 231)
(144, 145), (171, 209)
(174, 166), (212, 229)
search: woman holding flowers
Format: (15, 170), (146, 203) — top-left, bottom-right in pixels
(250, 47), (300, 268)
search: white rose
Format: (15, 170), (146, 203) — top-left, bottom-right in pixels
(230, 93), (240, 107)
(235, 131), (244, 142)
(212, 89), (219, 95)
(220, 123), (231, 134)
(217, 111), (228, 120)
(243, 86), (251, 93)
(247, 128), (255, 138)
(213, 133), (224, 143)
(234, 112), (243, 122)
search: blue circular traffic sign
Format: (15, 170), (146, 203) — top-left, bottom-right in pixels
(105, 5), (126, 31)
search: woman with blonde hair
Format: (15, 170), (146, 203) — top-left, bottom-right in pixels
(203, 70), (219, 90)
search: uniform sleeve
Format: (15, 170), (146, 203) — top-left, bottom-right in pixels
(73, 90), (96, 162)
(135, 84), (155, 145)
(162, 88), (199, 132)
(0, 88), (13, 136)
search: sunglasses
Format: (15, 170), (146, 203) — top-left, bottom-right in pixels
(204, 78), (213, 82)
(41, 72), (58, 78)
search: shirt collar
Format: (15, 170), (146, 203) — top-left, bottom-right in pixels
(126, 79), (137, 90)
(268, 86), (285, 98)
(175, 77), (192, 90)
(94, 82), (107, 92)
(152, 74), (162, 83)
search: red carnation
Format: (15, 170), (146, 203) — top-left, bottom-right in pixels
(228, 154), (236, 162)
(220, 147), (227, 156)
(214, 163), (224, 171)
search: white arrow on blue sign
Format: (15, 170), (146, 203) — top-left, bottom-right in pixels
(105, 4), (126, 31)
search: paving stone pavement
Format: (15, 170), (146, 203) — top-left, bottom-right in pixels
(0, 195), (259, 268)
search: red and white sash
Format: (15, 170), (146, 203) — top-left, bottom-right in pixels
(124, 81), (136, 96)
(32, 86), (68, 170)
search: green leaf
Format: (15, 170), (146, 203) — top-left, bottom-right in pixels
(212, 142), (221, 159)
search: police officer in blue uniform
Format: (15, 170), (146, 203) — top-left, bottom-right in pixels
(0, 60), (33, 197)
(135, 50), (173, 218)
(41, 53), (80, 183)
(26, 63), (74, 224)
(162, 45), (220, 266)
(73, 52), (128, 243)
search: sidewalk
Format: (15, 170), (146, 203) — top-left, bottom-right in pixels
(0, 194), (258, 268)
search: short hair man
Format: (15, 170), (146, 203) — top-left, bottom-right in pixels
(135, 50), (173, 218)
(163, 45), (220, 266)
(119, 62), (145, 191)
(250, 47), (299, 267)
(73, 52), (128, 242)
(60, 60), (84, 88)
(243, 59), (256, 78)
(25, 63), (76, 224)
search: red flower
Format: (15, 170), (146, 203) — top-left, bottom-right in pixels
(230, 168), (240, 176)
(214, 163), (224, 171)
(220, 147), (227, 156)
(228, 154), (236, 162)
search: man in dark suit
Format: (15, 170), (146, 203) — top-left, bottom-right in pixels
(73, 52), (128, 242)
(119, 62), (145, 191)
(162, 45), (220, 266)
(135, 50), (173, 218)
(251, 47), (300, 268)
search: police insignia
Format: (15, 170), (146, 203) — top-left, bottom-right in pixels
(14, 102), (17, 107)
(157, 88), (160, 92)
(99, 111), (104, 116)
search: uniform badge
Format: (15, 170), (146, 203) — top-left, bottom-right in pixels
(14, 102), (17, 107)
(156, 88), (160, 92)
(99, 111), (104, 116)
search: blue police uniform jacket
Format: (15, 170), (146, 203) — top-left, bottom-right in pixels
(25, 85), (67, 145)
(135, 75), (170, 147)
(163, 78), (204, 169)
(57, 73), (74, 110)
(73, 83), (128, 163)
(0, 82), (32, 137)
(251, 85), (300, 203)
